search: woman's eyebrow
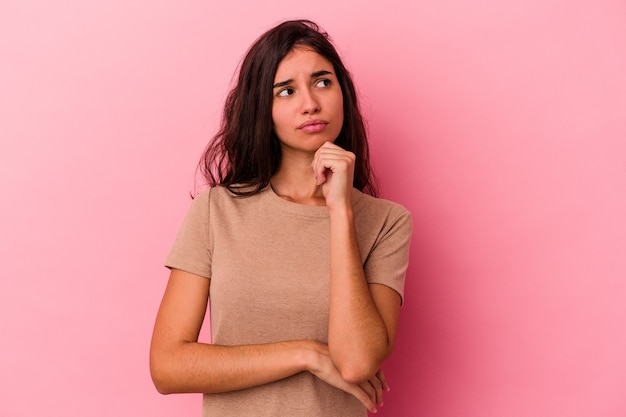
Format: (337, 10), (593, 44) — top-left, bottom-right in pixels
(311, 70), (332, 78)
(273, 70), (334, 89)
(273, 79), (293, 89)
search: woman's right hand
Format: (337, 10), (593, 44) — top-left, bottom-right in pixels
(307, 342), (387, 413)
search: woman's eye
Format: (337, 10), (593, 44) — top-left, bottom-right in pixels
(315, 79), (331, 88)
(277, 88), (294, 97)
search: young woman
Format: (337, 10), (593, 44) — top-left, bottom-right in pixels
(150, 20), (412, 416)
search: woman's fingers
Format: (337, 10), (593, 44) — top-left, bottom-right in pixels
(361, 369), (386, 406)
(377, 368), (390, 392)
(311, 142), (355, 206)
(310, 353), (378, 412)
(347, 383), (378, 413)
(308, 343), (381, 412)
(359, 380), (378, 406)
(311, 142), (354, 181)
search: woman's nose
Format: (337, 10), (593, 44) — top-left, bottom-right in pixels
(301, 89), (320, 114)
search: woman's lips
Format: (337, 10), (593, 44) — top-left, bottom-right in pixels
(298, 119), (328, 133)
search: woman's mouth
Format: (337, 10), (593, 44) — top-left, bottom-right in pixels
(298, 119), (328, 133)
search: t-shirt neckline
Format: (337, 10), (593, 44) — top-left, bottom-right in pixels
(263, 185), (362, 218)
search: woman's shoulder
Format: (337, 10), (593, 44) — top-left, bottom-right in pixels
(194, 184), (257, 198)
(353, 188), (411, 220)
(193, 184), (269, 210)
(352, 189), (412, 248)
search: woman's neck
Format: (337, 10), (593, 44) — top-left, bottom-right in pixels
(270, 153), (326, 206)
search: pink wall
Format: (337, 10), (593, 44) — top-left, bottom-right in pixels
(1, 1), (625, 416)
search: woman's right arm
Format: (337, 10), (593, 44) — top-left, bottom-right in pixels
(149, 268), (381, 412)
(150, 268), (312, 393)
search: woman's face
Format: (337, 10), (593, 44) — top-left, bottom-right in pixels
(271, 46), (344, 155)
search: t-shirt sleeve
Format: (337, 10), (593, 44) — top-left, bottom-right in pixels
(164, 188), (212, 279)
(364, 205), (412, 305)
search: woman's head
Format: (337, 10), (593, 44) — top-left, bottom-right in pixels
(199, 19), (376, 196)
(272, 44), (344, 156)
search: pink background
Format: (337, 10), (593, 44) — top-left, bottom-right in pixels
(2, 1), (625, 416)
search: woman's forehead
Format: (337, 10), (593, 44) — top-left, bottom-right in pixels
(274, 47), (334, 80)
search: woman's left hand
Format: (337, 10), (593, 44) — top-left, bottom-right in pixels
(311, 141), (355, 210)
(359, 369), (390, 409)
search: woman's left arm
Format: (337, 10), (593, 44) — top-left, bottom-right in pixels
(312, 142), (406, 384)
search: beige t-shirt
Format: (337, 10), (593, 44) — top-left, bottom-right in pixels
(165, 185), (412, 417)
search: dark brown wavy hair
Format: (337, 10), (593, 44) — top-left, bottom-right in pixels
(197, 19), (377, 197)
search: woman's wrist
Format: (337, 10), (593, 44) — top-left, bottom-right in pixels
(297, 340), (325, 374)
(327, 200), (354, 219)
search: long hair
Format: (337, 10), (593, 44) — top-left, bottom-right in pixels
(197, 19), (377, 197)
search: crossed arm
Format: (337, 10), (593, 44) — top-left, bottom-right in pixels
(149, 268), (399, 413)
